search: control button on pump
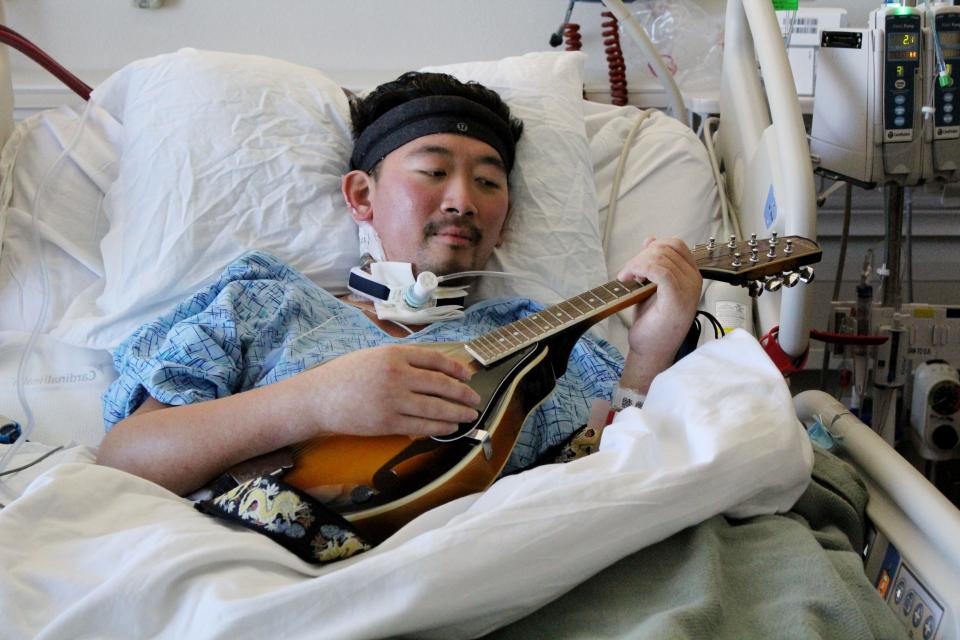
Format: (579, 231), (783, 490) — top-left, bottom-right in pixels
(895, 94), (907, 105)
(945, 114), (955, 124)
(924, 615), (935, 639)
(913, 602), (924, 627)
(894, 116), (907, 127)
(895, 106), (907, 116)
(903, 591), (915, 615)
(945, 92), (955, 103)
(894, 580), (906, 603)
(944, 104), (955, 114)
(895, 79), (907, 90)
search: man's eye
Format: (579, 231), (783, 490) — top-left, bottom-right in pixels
(477, 177), (503, 189)
(420, 169), (446, 177)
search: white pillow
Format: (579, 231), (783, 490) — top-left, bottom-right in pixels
(585, 102), (722, 352)
(49, 49), (606, 349)
(0, 105), (119, 333)
(423, 52), (607, 307)
(52, 49), (358, 349)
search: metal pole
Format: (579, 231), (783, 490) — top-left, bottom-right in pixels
(882, 184), (904, 309)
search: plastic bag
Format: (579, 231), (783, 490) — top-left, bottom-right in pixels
(621, 0), (725, 92)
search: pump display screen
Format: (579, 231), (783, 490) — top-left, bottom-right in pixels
(940, 30), (960, 47)
(887, 31), (920, 59)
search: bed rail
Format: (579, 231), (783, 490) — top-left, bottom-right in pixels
(794, 390), (960, 640)
(720, 0), (817, 360)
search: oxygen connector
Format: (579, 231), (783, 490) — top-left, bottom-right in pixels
(403, 271), (439, 309)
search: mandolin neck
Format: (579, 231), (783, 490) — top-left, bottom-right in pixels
(464, 279), (655, 366)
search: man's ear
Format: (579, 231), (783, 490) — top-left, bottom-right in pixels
(342, 170), (375, 222)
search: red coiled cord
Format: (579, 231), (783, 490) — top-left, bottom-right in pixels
(601, 11), (628, 106)
(562, 22), (582, 51)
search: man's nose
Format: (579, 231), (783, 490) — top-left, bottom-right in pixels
(442, 173), (477, 216)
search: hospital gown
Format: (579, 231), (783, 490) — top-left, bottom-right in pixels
(102, 251), (624, 473)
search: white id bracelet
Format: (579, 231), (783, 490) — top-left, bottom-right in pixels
(611, 384), (646, 412)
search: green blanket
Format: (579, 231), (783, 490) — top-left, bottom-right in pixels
(486, 448), (907, 639)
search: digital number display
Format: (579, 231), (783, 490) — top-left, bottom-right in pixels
(887, 31), (919, 51)
(888, 49), (919, 60)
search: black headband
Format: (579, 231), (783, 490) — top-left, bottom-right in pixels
(349, 95), (516, 174)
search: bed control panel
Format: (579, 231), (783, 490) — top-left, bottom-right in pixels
(866, 529), (945, 639)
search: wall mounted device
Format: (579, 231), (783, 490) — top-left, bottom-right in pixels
(810, 3), (928, 187)
(911, 361), (960, 461)
(925, 3), (960, 181)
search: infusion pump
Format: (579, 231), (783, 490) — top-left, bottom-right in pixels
(810, 2), (960, 186)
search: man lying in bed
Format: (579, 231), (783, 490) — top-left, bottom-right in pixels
(96, 72), (702, 500)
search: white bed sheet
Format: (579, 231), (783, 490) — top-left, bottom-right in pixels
(0, 331), (813, 639)
(0, 330), (115, 447)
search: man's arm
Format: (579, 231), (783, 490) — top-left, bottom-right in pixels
(614, 237), (703, 394)
(96, 345), (482, 496)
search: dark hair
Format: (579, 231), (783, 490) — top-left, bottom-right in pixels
(349, 71), (524, 161)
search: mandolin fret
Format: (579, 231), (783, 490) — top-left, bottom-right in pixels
(465, 278), (648, 366)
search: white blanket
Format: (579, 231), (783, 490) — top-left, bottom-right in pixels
(0, 330), (813, 639)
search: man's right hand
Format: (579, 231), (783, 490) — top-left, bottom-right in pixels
(294, 345), (482, 439)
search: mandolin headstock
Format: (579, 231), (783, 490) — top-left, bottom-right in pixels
(693, 233), (822, 297)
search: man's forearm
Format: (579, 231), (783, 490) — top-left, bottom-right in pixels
(618, 348), (675, 394)
(96, 379), (311, 496)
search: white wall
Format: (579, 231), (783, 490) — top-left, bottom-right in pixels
(3, 0), (722, 110)
(2, 0), (957, 315)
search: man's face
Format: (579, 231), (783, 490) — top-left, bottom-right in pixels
(364, 133), (511, 277)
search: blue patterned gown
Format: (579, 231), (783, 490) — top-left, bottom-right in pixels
(103, 251), (624, 473)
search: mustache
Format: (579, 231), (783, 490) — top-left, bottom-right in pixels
(423, 219), (483, 244)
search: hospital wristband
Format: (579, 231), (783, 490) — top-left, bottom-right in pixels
(610, 384), (646, 413)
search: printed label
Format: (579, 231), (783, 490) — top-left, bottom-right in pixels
(764, 185), (778, 228)
(716, 301), (748, 331)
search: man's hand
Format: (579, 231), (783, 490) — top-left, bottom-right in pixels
(616, 237), (702, 392)
(296, 345), (482, 439)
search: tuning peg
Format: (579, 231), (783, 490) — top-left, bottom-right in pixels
(748, 233), (758, 247)
(763, 275), (783, 292)
(782, 271), (801, 288)
(749, 247), (759, 263)
(727, 234), (737, 249)
(798, 265), (815, 284)
(731, 252), (742, 267)
(784, 238), (794, 255)
(747, 281), (764, 297)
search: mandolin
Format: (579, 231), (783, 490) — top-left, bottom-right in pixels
(282, 235), (822, 542)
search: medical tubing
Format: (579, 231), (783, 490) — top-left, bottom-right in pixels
(603, 109), (654, 254)
(0, 25), (92, 100)
(601, 11), (629, 106)
(0, 99), (97, 478)
(781, 10), (797, 49)
(702, 116), (741, 240)
(436, 270), (567, 302)
(599, 0), (688, 124)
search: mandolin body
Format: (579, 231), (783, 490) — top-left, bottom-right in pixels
(283, 340), (561, 543)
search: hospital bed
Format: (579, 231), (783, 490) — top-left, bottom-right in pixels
(0, 0), (958, 638)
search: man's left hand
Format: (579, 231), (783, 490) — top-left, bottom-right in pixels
(616, 237), (702, 390)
